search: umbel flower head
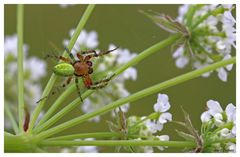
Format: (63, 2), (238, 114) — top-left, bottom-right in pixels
(141, 4), (235, 82)
(117, 93), (172, 153)
(200, 100), (236, 152)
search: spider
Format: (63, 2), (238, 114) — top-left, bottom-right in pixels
(37, 47), (118, 103)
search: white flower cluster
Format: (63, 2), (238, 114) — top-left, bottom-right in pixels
(145, 94), (172, 133)
(126, 93), (172, 152)
(4, 34), (47, 108)
(63, 29), (137, 122)
(61, 138), (98, 153)
(201, 100), (236, 152)
(173, 4), (235, 82)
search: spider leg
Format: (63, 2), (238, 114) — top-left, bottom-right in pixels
(96, 47), (119, 57)
(45, 54), (71, 63)
(76, 53), (84, 61)
(75, 77), (83, 102)
(82, 50), (97, 56)
(36, 76), (73, 103)
(82, 50), (97, 61)
(88, 74), (115, 90)
(65, 47), (76, 62)
(83, 47), (118, 61)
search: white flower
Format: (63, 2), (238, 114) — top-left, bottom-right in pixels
(154, 94), (170, 112)
(114, 47), (137, 64)
(200, 99), (236, 152)
(217, 67), (227, 82)
(224, 54), (234, 71)
(176, 4), (189, 23)
(226, 142), (236, 153)
(145, 93), (172, 133)
(213, 113), (223, 126)
(172, 46), (189, 68)
(63, 29), (99, 57)
(220, 128), (232, 138)
(24, 57), (47, 81)
(206, 100), (223, 116)
(156, 135), (169, 151)
(225, 103), (236, 122)
(121, 67), (137, 80)
(158, 112), (172, 124)
(145, 120), (163, 133)
(76, 146), (98, 153)
(4, 34), (47, 112)
(4, 34), (29, 58)
(201, 111), (211, 123)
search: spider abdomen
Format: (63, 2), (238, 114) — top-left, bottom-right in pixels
(53, 63), (75, 76)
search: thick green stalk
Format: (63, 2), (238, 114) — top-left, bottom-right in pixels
(34, 34), (181, 132)
(34, 57), (236, 140)
(17, 4), (24, 133)
(4, 133), (37, 152)
(5, 105), (19, 134)
(28, 4), (96, 132)
(39, 140), (196, 148)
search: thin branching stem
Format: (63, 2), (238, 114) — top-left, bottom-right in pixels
(34, 34), (181, 133)
(34, 56), (236, 140)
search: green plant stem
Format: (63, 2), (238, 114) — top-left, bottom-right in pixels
(47, 132), (140, 141)
(34, 34), (181, 133)
(17, 4), (24, 133)
(185, 5), (197, 27)
(34, 71), (108, 133)
(5, 105), (19, 134)
(36, 85), (76, 127)
(191, 6), (226, 29)
(4, 132), (38, 152)
(28, 4), (96, 132)
(33, 90), (93, 133)
(34, 56), (236, 141)
(114, 34), (180, 76)
(39, 140), (196, 148)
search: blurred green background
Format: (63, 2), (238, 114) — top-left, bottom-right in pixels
(4, 4), (236, 153)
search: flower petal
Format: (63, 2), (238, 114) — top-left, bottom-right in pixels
(206, 100), (223, 115)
